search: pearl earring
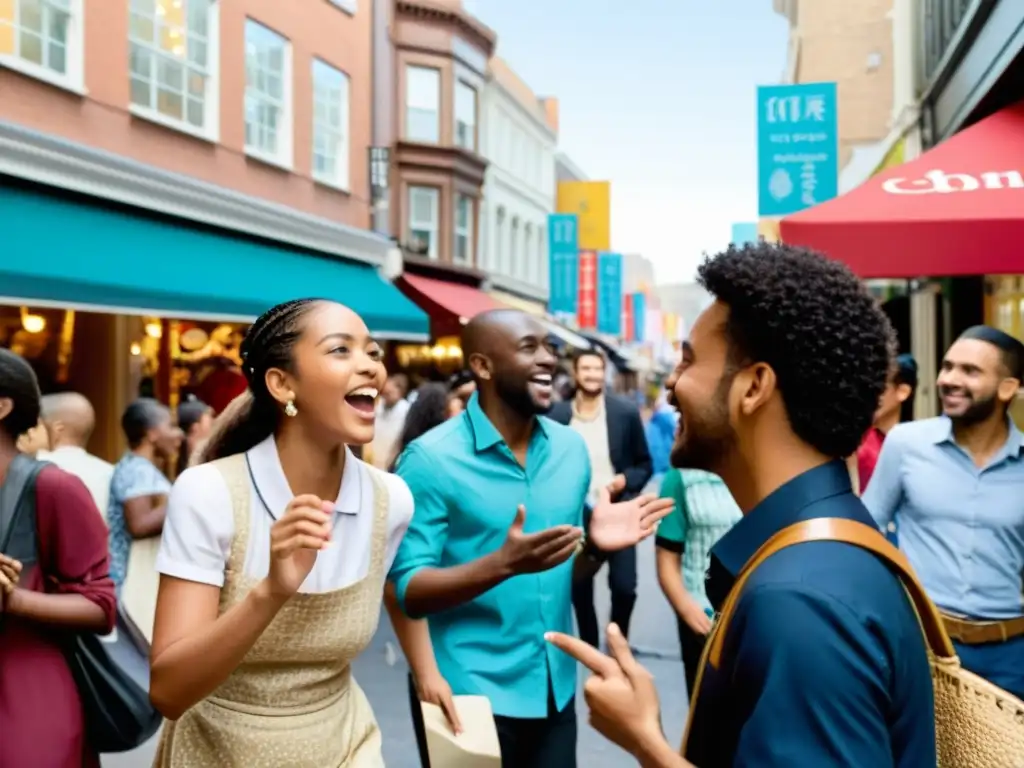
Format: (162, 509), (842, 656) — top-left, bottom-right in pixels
(284, 399), (298, 417)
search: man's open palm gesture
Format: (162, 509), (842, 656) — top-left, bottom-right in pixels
(588, 486), (674, 552)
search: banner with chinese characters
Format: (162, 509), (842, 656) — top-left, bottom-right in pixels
(623, 294), (635, 342)
(757, 82), (838, 217)
(547, 213), (579, 318)
(596, 251), (623, 336)
(577, 250), (598, 329)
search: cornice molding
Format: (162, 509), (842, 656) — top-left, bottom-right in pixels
(394, 140), (488, 188)
(395, 0), (496, 56)
(0, 120), (394, 267)
(487, 272), (549, 302)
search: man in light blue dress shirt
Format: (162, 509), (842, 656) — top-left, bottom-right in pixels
(388, 309), (673, 767)
(864, 325), (1024, 698)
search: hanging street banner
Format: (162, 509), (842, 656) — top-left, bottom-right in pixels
(547, 213), (579, 319)
(623, 294), (635, 342)
(596, 251), (623, 336)
(632, 291), (646, 342)
(577, 250), (598, 329)
(556, 181), (611, 251)
(730, 221), (759, 246)
(757, 82), (838, 217)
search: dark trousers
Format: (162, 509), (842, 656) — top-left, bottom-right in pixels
(955, 634), (1024, 700)
(408, 673), (431, 768)
(572, 544), (638, 647)
(677, 615), (709, 699)
(409, 674), (576, 768)
(494, 685), (577, 768)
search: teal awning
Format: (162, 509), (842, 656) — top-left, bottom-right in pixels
(0, 185), (428, 339)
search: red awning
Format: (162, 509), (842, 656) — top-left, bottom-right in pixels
(399, 273), (499, 325)
(780, 100), (1024, 278)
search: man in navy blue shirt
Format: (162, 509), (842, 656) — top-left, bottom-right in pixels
(547, 243), (937, 767)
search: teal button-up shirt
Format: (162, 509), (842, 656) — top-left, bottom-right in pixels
(389, 393), (591, 718)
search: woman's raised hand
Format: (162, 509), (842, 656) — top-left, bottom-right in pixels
(266, 496), (333, 597)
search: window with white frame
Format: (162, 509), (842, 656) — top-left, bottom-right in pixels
(129, 0), (216, 135)
(312, 59), (350, 189)
(524, 222), (532, 280)
(244, 19), (291, 165)
(454, 194), (473, 266)
(495, 207), (506, 275)
(454, 80), (476, 151)
(408, 186), (439, 259)
(510, 132), (521, 175)
(510, 216), (520, 277)
(537, 224), (546, 285)
(405, 65), (440, 143)
(0, 0), (81, 88)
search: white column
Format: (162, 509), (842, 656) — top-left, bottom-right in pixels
(910, 282), (939, 419)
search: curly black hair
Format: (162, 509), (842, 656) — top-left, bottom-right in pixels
(697, 242), (894, 459)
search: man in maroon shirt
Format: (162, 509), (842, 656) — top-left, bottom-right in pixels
(857, 352), (917, 491)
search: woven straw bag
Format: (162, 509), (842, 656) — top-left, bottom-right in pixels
(682, 517), (1024, 767)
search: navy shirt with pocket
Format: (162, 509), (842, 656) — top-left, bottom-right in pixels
(685, 461), (936, 767)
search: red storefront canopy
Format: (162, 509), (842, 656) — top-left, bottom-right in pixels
(397, 273), (500, 338)
(780, 100), (1024, 278)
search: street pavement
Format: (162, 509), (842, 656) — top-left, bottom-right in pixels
(104, 522), (687, 767)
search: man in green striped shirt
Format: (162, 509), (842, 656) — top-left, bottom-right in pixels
(655, 468), (741, 696)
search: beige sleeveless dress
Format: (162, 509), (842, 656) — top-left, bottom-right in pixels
(153, 454), (388, 768)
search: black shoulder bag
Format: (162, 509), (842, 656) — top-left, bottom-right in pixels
(0, 454), (162, 753)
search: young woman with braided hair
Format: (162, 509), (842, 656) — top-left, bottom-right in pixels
(149, 298), (455, 767)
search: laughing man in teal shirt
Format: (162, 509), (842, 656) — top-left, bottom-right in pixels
(388, 309), (673, 768)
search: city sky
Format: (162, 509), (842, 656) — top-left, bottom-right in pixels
(466, 0), (790, 284)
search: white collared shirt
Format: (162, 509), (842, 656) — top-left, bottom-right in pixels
(37, 446), (114, 522)
(569, 398), (616, 506)
(156, 436), (413, 593)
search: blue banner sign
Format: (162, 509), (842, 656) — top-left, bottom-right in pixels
(547, 213), (578, 317)
(730, 222), (758, 246)
(757, 82), (838, 217)
(596, 251), (623, 336)
(632, 291), (646, 342)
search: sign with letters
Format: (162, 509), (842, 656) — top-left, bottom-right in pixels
(596, 252), (623, 337)
(757, 82), (838, 217)
(547, 214), (579, 318)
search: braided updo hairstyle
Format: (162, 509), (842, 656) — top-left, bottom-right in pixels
(196, 298), (323, 464)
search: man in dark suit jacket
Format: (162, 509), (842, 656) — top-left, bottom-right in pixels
(549, 349), (653, 647)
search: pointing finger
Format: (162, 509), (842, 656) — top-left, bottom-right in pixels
(545, 631), (622, 679)
(606, 622), (644, 681)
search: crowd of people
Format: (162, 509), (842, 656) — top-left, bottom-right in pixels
(1, 240), (1023, 767)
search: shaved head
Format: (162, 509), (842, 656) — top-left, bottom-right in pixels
(462, 309), (557, 416)
(463, 309), (540, 361)
(40, 392), (96, 448)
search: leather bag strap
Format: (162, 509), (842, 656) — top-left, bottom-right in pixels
(707, 517), (956, 668)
